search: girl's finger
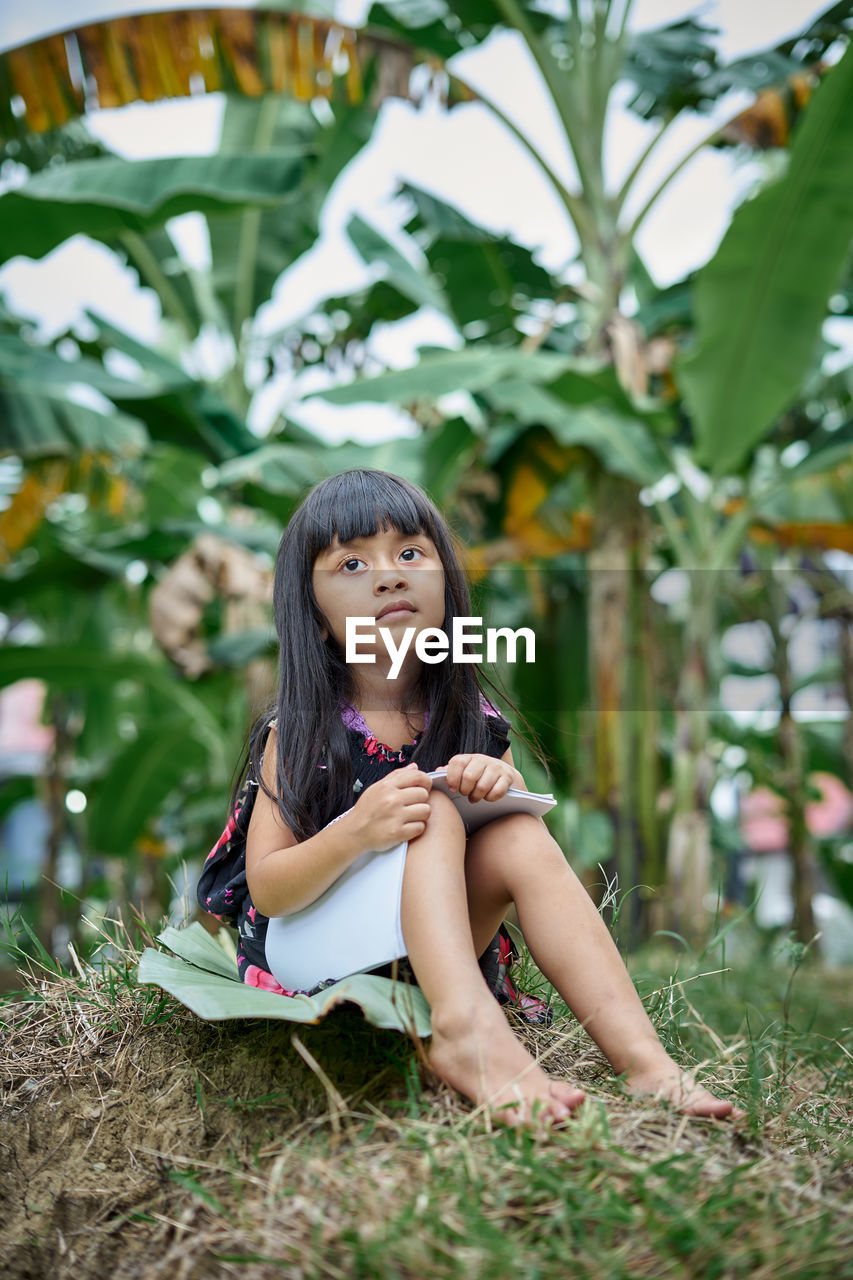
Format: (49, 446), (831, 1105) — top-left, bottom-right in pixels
(484, 775), (512, 801)
(461, 760), (493, 797)
(402, 800), (431, 821)
(444, 756), (470, 792)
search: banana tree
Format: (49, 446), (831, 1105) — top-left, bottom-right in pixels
(3, 0), (853, 952)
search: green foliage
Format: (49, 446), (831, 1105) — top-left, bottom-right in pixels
(1, 2), (852, 967)
(677, 39), (853, 473)
(0, 152), (305, 266)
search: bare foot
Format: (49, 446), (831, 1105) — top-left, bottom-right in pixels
(427, 1002), (586, 1129)
(623, 1056), (745, 1120)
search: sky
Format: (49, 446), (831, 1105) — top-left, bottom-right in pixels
(0, 0), (844, 443)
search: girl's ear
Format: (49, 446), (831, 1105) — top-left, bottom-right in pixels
(320, 624), (329, 642)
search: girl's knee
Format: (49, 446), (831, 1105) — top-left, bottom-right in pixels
(424, 787), (466, 836)
(485, 811), (552, 844)
(469, 813), (565, 875)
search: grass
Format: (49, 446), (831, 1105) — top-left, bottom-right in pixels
(0, 907), (850, 1280)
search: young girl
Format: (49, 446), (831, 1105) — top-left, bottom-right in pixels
(199, 469), (742, 1128)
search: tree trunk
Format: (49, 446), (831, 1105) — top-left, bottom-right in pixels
(840, 615), (853, 788)
(40, 694), (71, 960)
(665, 579), (714, 945)
(586, 472), (643, 946)
(773, 619), (818, 943)
(633, 545), (664, 938)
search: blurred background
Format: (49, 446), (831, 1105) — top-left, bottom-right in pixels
(1, 0), (852, 984)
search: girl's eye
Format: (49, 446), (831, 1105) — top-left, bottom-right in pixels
(400, 547), (422, 562)
(341, 557), (366, 573)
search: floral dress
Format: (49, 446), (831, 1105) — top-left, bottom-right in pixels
(197, 698), (551, 1024)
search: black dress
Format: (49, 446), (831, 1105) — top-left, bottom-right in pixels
(197, 698), (551, 1024)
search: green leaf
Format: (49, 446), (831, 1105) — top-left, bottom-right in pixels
(622, 6), (851, 122)
(215, 443), (330, 494)
(483, 378), (670, 486)
(87, 722), (209, 855)
(138, 923), (432, 1035)
(347, 213), (449, 316)
(422, 417), (477, 501)
(0, 647), (229, 777)
(313, 345), (570, 404)
(0, 387), (148, 458)
(209, 96), (376, 332)
(206, 627), (277, 667)
(86, 312), (259, 459)
(0, 332), (165, 400)
(0, 152), (305, 265)
(400, 182), (560, 341)
(365, 0), (551, 59)
(676, 41), (853, 474)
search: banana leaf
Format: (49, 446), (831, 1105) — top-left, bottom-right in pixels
(137, 922), (432, 1035)
(0, 152), (304, 266)
(677, 39), (853, 474)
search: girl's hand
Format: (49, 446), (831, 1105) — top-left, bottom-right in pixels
(348, 764), (433, 852)
(442, 754), (522, 802)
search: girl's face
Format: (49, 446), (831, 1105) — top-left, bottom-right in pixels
(311, 524), (447, 657)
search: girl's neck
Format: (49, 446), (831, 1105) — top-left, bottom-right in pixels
(348, 666), (422, 719)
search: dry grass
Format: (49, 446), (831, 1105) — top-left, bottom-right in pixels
(1, 913), (850, 1280)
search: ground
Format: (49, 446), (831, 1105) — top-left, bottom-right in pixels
(0, 934), (850, 1279)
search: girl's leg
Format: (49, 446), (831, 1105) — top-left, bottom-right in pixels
(463, 813), (743, 1118)
(399, 791), (585, 1126)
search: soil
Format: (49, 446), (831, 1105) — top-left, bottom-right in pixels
(0, 994), (408, 1279)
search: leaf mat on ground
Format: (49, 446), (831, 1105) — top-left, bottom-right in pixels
(136, 921), (432, 1037)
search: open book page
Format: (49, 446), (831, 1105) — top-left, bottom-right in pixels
(426, 771), (556, 832)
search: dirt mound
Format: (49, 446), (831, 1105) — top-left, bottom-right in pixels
(0, 968), (409, 1279)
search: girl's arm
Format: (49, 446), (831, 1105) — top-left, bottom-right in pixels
(246, 728), (431, 918)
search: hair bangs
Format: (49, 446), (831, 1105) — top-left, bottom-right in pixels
(303, 470), (437, 562)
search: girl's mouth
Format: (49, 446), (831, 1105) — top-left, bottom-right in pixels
(377, 606), (416, 621)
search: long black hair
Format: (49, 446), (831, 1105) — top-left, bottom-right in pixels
(228, 469), (541, 841)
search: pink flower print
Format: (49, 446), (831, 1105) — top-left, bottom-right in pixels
(206, 811), (238, 861)
(243, 964), (298, 997)
(248, 906), (257, 924)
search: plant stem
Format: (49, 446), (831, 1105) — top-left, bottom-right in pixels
(233, 94), (279, 344)
(450, 72), (596, 244)
(119, 230), (194, 335)
(621, 120), (724, 237)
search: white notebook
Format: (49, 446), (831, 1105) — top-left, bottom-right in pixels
(264, 779), (557, 992)
(426, 771), (556, 831)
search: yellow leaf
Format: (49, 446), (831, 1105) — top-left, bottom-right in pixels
(220, 9), (266, 98)
(7, 46), (51, 132)
(1, 11), (383, 138)
(0, 462), (69, 564)
(342, 29), (363, 104)
(267, 14), (290, 95)
(751, 521), (853, 553)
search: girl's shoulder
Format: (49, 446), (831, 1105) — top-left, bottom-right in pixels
(477, 693), (511, 756)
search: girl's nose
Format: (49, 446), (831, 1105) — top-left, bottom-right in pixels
(373, 564), (408, 590)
